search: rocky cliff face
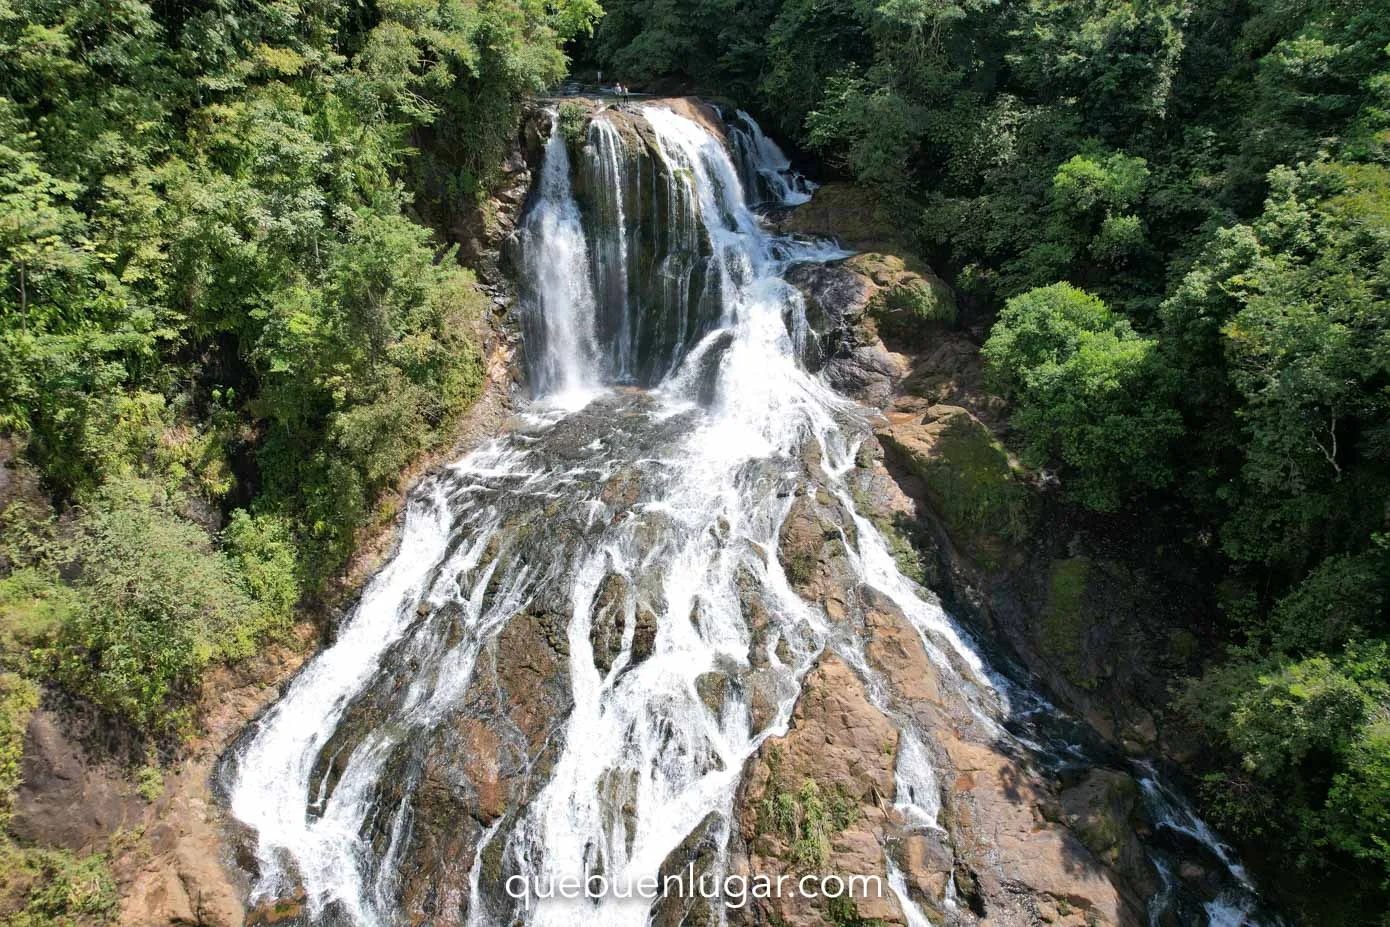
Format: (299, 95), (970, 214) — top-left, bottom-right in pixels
(721, 446), (1158, 927)
(781, 183), (1211, 764)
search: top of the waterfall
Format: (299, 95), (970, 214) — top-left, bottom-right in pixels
(537, 94), (732, 144)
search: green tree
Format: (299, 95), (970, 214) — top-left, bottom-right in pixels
(984, 284), (1180, 509)
(0, 108), (90, 334)
(1165, 161), (1390, 566)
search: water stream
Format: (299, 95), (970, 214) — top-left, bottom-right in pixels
(223, 99), (1274, 927)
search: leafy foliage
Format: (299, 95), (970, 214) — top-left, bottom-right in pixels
(983, 284), (1180, 509)
(0, 673), (38, 828)
(44, 480), (286, 734)
(0, 0), (596, 738)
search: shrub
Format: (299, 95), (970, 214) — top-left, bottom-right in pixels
(0, 673), (39, 828)
(49, 481), (265, 734)
(981, 283), (1116, 395)
(0, 842), (118, 927)
(222, 510), (300, 627)
(558, 102), (590, 147)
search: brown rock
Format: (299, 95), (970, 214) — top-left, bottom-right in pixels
(861, 587), (945, 709)
(1058, 769), (1160, 900)
(121, 861), (197, 926)
(11, 709), (144, 851)
(779, 183), (897, 252)
(459, 720), (507, 824)
(589, 572), (632, 675)
(695, 672), (729, 717)
(777, 493), (856, 609)
(630, 604), (659, 668)
(396, 608), (574, 926)
(940, 738), (1142, 926)
(731, 656), (904, 927)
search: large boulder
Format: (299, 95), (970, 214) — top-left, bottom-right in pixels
(845, 252), (957, 341)
(784, 260), (909, 406)
(10, 709), (145, 851)
(729, 656), (907, 927)
(784, 245), (956, 406)
(776, 492), (858, 621)
(394, 608), (574, 927)
(1057, 769), (1162, 901)
(875, 404), (1035, 569)
(777, 183), (897, 252)
(851, 577), (1151, 927)
(942, 738), (1147, 927)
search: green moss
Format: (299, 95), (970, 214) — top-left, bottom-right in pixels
(784, 550), (817, 587)
(1041, 557), (1098, 689)
(881, 272), (956, 325)
(884, 522), (929, 585)
(134, 763), (164, 802)
(847, 252), (957, 345)
(1072, 777), (1140, 863)
(893, 415), (1034, 567)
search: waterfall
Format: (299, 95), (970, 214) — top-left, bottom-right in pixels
(517, 121), (601, 405)
(223, 102), (1275, 927)
(727, 108), (816, 207)
(585, 116), (637, 382)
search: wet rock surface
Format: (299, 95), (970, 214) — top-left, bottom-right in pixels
(394, 608), (573, 927)
(752, 415), (1156, 926)
(785, 252), (958, 408)
(858, 283), (1213, 762)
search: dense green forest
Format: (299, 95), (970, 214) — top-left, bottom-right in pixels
(0, 0), (596, 919)
(582, 0), (1390, 921)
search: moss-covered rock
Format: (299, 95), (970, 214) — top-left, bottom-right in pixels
(876, 406), (1034, 568)
(1041, 556), (1097, 689)
(1057, 769), (1160, 900)
(589, 572), (631, 675)
(846, 253), (957, 342)
(780, 183), (899, 252)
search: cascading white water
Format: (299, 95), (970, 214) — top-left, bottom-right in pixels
(518, 122), (601, 404)
(505, 104), (858, 927)
(728, 108), (816, 207)
(585, 116), (635, 381)
(224, 101), (1274, 927)
(225, 454), (525, 921)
